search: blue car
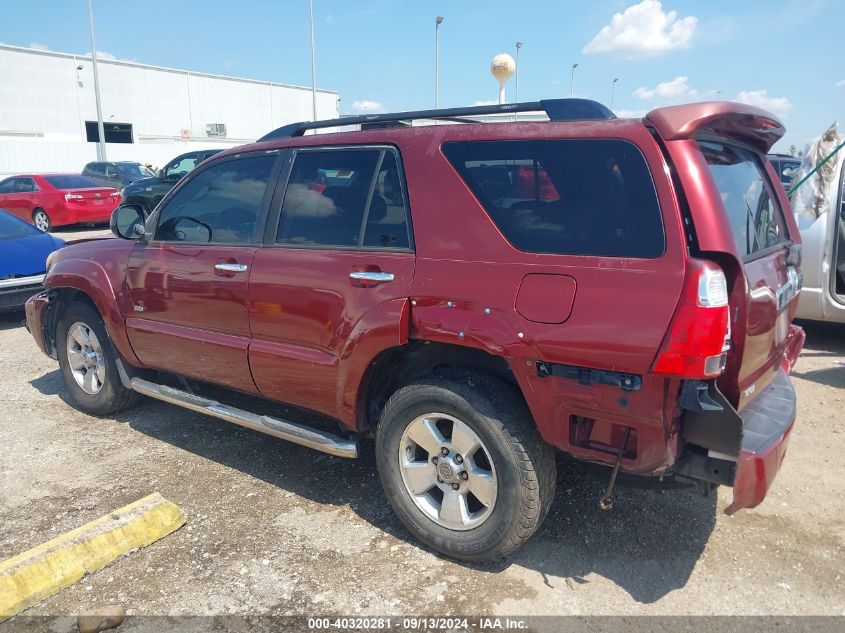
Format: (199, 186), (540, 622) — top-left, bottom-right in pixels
(0, 209), (64, 313)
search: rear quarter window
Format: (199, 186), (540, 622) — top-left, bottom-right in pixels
(702, 142), (788, 257)
(443, 139), (665, 258)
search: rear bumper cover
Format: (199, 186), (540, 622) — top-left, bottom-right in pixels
(725, 369), (796, 514)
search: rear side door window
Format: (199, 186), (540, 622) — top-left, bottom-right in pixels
(443, 139), (665, 258)
(701, 142), (788, 257)
(276, 147), (411, 249)
(154, 154), (276, 244)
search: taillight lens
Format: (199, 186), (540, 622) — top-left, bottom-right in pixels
(653, 259), (731, 379)
(64, 193), (84, 203)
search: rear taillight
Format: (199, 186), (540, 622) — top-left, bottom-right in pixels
(64, 193), (84, 202)
(653, 259), (731, 379)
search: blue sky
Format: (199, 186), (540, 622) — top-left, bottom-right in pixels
(1, 0), (842, 151)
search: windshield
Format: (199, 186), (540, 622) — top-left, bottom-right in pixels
(43, 175), (102, 189)
(116, 163), (154, 179)
(0, 210), (39, 239)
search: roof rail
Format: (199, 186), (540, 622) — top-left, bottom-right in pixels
(258, 98), (615, 141)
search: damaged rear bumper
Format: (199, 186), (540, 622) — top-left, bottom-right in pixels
(671, 367), (799, 514)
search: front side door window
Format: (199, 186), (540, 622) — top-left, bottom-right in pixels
(154, 154), (276, 244)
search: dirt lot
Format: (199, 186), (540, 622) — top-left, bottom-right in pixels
(1, 228), (843, 619)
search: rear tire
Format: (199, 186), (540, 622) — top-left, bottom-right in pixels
(32, 208), (51, 232)
(56, 300), (141, 416)
(375, 371), (556, 562)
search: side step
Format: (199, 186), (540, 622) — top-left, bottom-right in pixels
(129, 378), (358, 459)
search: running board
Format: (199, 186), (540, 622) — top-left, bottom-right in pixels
(129, 378), (358, 458)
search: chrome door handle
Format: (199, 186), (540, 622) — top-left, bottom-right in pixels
(215, 263), (249, 273)
(349, 271), (394, 283)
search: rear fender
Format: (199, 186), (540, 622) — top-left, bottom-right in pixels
(46, 259), (140, 365)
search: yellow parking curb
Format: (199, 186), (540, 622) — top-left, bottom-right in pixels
(0, 492), (185, 621)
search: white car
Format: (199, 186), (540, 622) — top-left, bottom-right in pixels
(791, 125), (845, 323)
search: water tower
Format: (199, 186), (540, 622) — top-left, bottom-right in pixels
(490, 53), (516, 104)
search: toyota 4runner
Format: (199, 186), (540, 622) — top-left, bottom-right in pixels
(25, 99), (805, 561)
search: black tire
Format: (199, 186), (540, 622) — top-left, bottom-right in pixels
(32, 208), (51, 232)
(375, 371), (556, 562)
(56, 300), (141, 416)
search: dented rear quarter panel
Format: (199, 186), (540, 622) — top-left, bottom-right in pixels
(397, 120), (689, 473)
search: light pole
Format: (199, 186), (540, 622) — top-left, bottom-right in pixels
(515, 41), (523, 103)
(309, 0), (318, 121)
(570, 63), (578, 97)
(435, 16), (444, 108)
(86, 0), (106, 161)
(610, 77), (619, 110)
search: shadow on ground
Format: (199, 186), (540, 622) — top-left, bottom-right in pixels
(0, 311), (26, 332)
(30, 368), (716, 603)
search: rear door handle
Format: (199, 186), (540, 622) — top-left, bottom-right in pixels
(215, 263), (249, 273)
(349, 271), (394, 284)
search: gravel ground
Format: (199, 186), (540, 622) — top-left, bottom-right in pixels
(1, 232), (843, 619)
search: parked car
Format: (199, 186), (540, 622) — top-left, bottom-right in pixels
(82, 161), (155, 189)
(25, 99), (804, 561)
(120, 149), (221, 213)
(790, 126), (845, 323)
(767, 153), (802, 192)
(0, 174), (121, 231)
(0, 209), (64, 312)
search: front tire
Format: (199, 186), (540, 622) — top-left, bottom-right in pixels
(376, 372), (556, 562)
(57, 300), (141, 416)
(32, 208), (51, 232)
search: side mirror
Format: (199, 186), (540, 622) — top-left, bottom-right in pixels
(110, 204), (147, 240)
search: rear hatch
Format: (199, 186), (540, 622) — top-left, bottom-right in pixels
(646, 102), (803, 511)
(646, 102), (802, 408)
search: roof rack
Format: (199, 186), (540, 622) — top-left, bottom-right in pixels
(258, 98), (615, 141)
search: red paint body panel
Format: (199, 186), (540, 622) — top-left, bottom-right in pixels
(247, 248), (415, 426)
(125, 244), (258, 393)
(44, 239), (141, 365)
(0, 174), (119, 227)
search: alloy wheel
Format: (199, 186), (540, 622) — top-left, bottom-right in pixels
(66, 321), (106, 395)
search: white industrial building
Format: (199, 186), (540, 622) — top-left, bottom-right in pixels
(0, 44), (340, 176)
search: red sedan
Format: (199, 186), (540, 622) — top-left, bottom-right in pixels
(0, 174), (122, 231)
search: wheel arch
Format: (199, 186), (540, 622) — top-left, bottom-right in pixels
(45, 260), (141, 366)
(355, 339), (524, 433)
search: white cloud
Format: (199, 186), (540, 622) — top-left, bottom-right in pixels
(836, 80), (845, 88)
(29, 42), (51, 51)
(351, 100), (384, 112)
(633, 75), (698, 100)
(583, 0), (697, 59)
(615, 108), (648, 119)
(736, 89), (792, 117)
(472, 100), (498, 106)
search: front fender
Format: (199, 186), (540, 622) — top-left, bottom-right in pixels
(46, 259), (140, 366)
(336, 298), (410, 428)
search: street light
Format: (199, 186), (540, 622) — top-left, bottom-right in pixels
(570, 63), (578, 97)
(435, 16), (444, 108)
(610, 77), (619, 110)
(86, 0), (106, 161)
(515, 41), (523, 103)
(309, 0), (318, 122)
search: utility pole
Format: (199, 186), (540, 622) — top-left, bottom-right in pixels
(87, 0), (106, 160)
(435, 16), (444, 108)
(610, 77), (619, 110)
(309, 0), (318, 121)
(570, 63), (578, 97)
(515, 41), (523, 103)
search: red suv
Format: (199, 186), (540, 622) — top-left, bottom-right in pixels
(25, 99), (805, 561)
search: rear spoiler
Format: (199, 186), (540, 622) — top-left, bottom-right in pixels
(645, 102), (784, 154)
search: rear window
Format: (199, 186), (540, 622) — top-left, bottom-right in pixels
(702, 142), (788, 257)
(44, 175), (100, 189)
(443, 139), (665, 258)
